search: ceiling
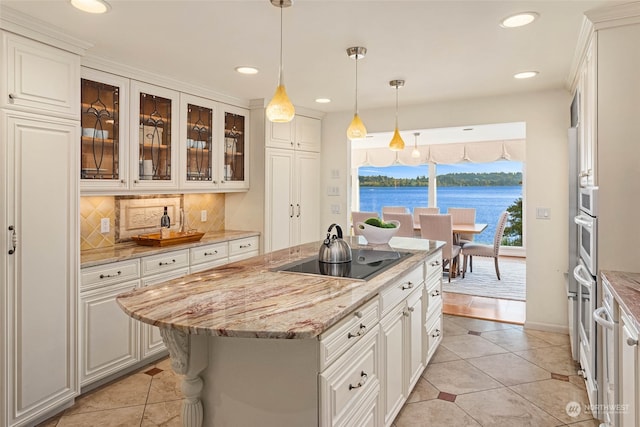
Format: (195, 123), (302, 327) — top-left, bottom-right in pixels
(1, 0), (617, 113)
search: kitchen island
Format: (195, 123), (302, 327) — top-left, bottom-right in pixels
(117, 236), (444, 427)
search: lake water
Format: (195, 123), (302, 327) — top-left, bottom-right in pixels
(359, 185), (522, 244)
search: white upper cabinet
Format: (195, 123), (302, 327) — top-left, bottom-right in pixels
(218, 103), (250, 191)
(266, 114), (321, 152)
(1, 31), (79, 120)
(80, 68), (129, 192)
(577, 35), (597, 187)
(129, 80), (180, 191)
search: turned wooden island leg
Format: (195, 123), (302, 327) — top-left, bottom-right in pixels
(160, 329), (209, 427)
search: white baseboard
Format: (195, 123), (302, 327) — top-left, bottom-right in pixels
(524, 320), (569, 335)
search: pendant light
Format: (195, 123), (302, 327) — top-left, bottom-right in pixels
(388, 79), (405, 151)
(346, 46), (367, 140)
(411, 132), (421, 158)
(266, 0), (295, 123)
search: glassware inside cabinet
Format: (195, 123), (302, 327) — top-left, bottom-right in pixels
(80, 79), (120, 180)
(224, 112), (245, 182)
(186, 104), (213, 182)
(139, 92), (172, 181)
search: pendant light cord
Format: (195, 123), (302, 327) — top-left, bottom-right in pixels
(279, 4), (283, 85)
(395, 84), (399, 127)
(354, 56), (359, 114)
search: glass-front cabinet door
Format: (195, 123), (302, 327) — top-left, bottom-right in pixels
(179, 93), (216, 189)
(80, 69), (129, 192)
(219, 104), (249, 190)
(130, 80), (179, 190)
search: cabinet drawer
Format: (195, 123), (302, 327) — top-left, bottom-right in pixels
(319, 324), (379, 427)
(379, 266), (423, 317)
(425, 274), (442, 317)
(320, 297), (379, 370)
(228, 236), (259, 257)
(190, 242), (228, 265)
(424, 311), (443, 363)
(425, 251), (442, 283)
(141, 249), (189, 276)
(81, 259), (140, 291)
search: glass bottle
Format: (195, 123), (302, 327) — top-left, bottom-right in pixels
(160, 206), (171, 238)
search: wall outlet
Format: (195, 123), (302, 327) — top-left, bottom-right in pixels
(200, 210), (207, 222)
(331, 204), (341, 214)
(327, 186), (340, 196)
(100, 218), (110, 233)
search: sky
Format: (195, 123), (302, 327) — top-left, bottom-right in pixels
(358, 161), (523, 179)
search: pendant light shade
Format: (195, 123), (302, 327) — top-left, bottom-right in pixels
(411, 132), (421, 158)
(346, 46), (367, 140)
(388, 79), (405, 151)
(266, 0), (295, 123)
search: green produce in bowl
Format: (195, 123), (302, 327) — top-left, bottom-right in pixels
(364, 217), (397, 228)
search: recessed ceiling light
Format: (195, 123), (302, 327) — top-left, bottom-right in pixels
(514, 71), (539, 79)
(235, 66), (259, 75)
(315, 98), (331, 104)
(70, 0), (110, 14)
(500, 12), (539, 28)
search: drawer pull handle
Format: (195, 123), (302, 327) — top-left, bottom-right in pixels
(431, 290), (440, 297)
(347, 324), (366, 339)
(401, 281), (414, 290)
(354, 311), (363, 318)
(628, 337), (639, 347)
(159, 259), (176, 266)
(239, 244), (252, 249)
(8, 225), (16, 255)
(204, 250), (218, 256)
(348, 371), (368, 390)
(431, 329), (441, 338)
(99, 271), (122, 279)
(430, 260), (440, 267)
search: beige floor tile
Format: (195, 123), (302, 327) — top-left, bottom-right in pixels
(514, 346), (579, 377)
(524, 329), (571, 346)
(509, 378), (594, 424)
(442, 333), (509, 359)
(455, 387), (562, 427)
(57, 405), (145, 427)
(422, 359), (502, 395)
(64, 373), (152, 415)
(466, 353), (551, 386)
(446, 316), (516, 333)
(141, 401), (182, 427)
(569, 374), (588, 390)
(406, 377), (440, 403)
(444, 319), (470, 336)
(147, 370), (183, 404)
(563, 419), (601, 426)
(35, 415), (61, 427)
(154, 357), (173, 372)
(429, 345), (461, 364)
(480, 328), (555, 352)
(394, 399), (481, 427)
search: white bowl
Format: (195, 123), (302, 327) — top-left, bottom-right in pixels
(356, 220), (401, 245)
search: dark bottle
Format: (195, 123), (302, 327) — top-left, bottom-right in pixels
(161, 206), (171, 228)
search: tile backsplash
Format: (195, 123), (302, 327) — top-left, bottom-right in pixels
(80, 193), (225, 251)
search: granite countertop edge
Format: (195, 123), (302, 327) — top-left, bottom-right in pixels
(116, 236), (445, 340)
(601, 270), (640, 331)
(81, 229), (261, 268)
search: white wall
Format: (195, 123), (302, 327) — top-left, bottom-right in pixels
(321, 89), (572, 332)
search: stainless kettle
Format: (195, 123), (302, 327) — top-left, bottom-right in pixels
(318, 224), (352, 264)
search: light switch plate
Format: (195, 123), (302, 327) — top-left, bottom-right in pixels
(536, 207), (551, 219)
(100, 218), (110, 233)
(201, 210), (207, 222)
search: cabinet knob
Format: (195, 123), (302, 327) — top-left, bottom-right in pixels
(120, 179), (125, 184)
(354, 311), (363, 318)
(627, 337), (639, 347)
(8, 93), (16, 100)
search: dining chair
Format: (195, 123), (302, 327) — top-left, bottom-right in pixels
(381, 212), (415, 237)
(447, 207), (476, 246)
(351, 211), (379, 235)
(382, 206), (408, 215)
(413, 207), (439, 228)
(462, 211), (509, 280)
(419, 213), (461, 282)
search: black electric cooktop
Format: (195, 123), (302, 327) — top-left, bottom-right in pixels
(275, 249), (413, 281)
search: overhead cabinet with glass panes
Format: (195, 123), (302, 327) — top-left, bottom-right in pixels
(80, 68), (249, 194)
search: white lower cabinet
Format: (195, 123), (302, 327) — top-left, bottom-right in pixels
(619, 309), (639, 427)
(228, 235), (260, 262)
(80, 279), (140, 386)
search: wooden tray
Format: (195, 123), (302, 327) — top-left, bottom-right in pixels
(131, 231), (205, 247)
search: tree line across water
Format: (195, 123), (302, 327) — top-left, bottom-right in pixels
(359, 172), (522, 187)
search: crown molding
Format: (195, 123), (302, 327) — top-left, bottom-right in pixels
(0, 5), (91, 55)
(566, 16), (595, 94)
(585, 1), (640, 30)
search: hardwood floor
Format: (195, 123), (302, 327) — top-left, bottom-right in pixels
(443, 292), (526, 325)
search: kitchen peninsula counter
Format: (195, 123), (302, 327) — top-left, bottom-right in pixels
(601, 270), (640, 330)
(116, 236), (444, 427)
(116, 236), (442, 339)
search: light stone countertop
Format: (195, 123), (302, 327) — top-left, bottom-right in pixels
(116, 236), (444, 340)
(601, 270), (640, 331)
(81, 229), (260, 268)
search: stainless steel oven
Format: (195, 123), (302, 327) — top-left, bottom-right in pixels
(575, 212), (597, 276)
(574, 259), (598, 412)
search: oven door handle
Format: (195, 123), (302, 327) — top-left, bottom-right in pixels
(574, 216), (593, 227)
(573, 264), (593, 288)
(593, 307), (614, 330)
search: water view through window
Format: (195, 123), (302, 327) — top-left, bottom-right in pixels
(358, 161), (523, 246)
